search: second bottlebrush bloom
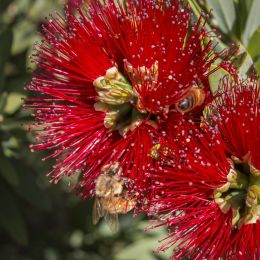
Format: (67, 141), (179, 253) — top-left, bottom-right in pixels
(149, 78), (260, 259)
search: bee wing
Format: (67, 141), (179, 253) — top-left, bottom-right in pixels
(104, 212), (119, 233)
(92, 198), (104, 225)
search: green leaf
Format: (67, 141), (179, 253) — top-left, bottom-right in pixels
(247, 29), (260, 61)
(4, 92), (25, 114)
(247, 29), (260, 76)
(0, 92), (8, 112)
(0, 153), (19, 186)
(115, 221), (170, 260)
(233, 44), (255, 79)
(27, 0), (61, 21)
(116, 237), (157, 260)
(187, 0), (228, 53)
(187, 0), (201, 19)
(4, 75), (30, 93)
(206, 0), (236, 34)
(254, 57), (260, 76)
(243, 0), (254, 11)
(0, 183), (28, 245)
(12, 20), (37, 55)
(0, 29), (13, 66)
(243, 0), (260, 46)
(233, 0), (254, 39)
(14, 160), (51, 212)
(208, 66), (230, 95)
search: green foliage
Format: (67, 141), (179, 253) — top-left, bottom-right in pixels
(208, 66), (231, 95)
(206, 0), (236, 34)
(0, 182), (28, 245)
(189, 0), (260, 77)
(0, 1), (259, 260)
(243, 0), (260, 46)
(234, 45), (256, 79)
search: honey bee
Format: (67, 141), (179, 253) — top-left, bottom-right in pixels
(175, 85), (205, 113)
(92, 164), (136, 232)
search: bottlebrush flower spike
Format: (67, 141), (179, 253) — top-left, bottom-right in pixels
(26, 0), (231, 206)
(203, 77), (260, 169)
(149, 80), (260, 259)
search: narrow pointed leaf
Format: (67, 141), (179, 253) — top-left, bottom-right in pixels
(206, 0), (236, 34)
(247, 29), (260, 60)
(233, 44), (255, 79)
(243, 0), (260, 46)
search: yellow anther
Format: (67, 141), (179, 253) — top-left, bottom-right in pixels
(232, 208), (240, 226)
(215, 156), (260, 228)
(227, 169), (238, 183)
(104, 111), (118, 129)
(150, 144), (161, 160)
(94, 67), (133, 106)
(250, 164), (260, 177)
(105, 67), (118, 79)
(246, 185), (260, 208)
(216, 182), (230, 193)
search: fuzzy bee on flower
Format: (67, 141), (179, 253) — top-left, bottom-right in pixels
(92, 162), (136, 232)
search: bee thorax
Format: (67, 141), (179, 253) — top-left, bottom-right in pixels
(95, 173), (123, 197)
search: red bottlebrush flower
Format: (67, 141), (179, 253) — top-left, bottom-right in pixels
(67, 0), (83, 10)
(26, 0), (230, 208)
(148, 80), (260, 259)
(204, 77), (260, 169)
(89, 0), (229, 114)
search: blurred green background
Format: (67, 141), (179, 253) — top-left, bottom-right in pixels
(0, 0), (259, 260)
